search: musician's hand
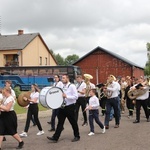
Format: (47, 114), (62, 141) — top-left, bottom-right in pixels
(85, 107), (88, 111)
(88, 105), (92, 110)
(23, 97), (28, 101)
(131, 87), (136, 90)
(62, 93), (67, 98)
(103, 88), (107, 92)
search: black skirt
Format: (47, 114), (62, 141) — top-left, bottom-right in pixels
(0, 111), (18, 135)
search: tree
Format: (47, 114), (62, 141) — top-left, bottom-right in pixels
(49, 49), (80, 65)
(64, 54), (79, 65)
(144, 43), (150, 76)
(55, 53), (65, 65)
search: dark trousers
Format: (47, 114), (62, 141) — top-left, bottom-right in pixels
(104, 97), (119, 126)
(53, 104), (80, 140)
(75, 97), (87, 123)
(100, 97), (107, 115)
(24, 104), (42, 132)
(126, 98), (134, 116)
(31, 115), (36, 125)
(89, 109), (104, 132)
(51, 108), (59, 129)
(135, 99), (149, 121)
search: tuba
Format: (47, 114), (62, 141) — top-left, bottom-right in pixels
(127, 88), (147, 100)
(84, 74), (93, 97)
(127, 78), (150, 100)
(17, 91), (31, 107)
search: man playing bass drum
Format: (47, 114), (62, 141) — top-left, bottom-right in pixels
(47, 74), (80, 143)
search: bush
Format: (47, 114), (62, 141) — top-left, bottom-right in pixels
(14, 87), (22, 98)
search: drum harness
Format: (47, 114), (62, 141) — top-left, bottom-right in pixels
(61, 83), (72, 109)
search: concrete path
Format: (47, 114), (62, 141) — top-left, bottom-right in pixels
(1, 109), (150, 150)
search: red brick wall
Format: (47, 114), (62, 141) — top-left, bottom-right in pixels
(132, 67), (144, 78)
(75, 50), (144, 84)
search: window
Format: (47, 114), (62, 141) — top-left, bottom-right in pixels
(45, 57), (47, 65)
(40, 57), (42, 65)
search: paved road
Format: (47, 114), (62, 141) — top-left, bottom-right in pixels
(2, 109), (150, 150)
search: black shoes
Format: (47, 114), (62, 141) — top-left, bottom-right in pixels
(133, 120), (140, 123)
(105, 126), (109, 129)
(82, 122), (88, 126)
(47, 121), (51, 124)
(71, 137), (80, 142)
(16, 141), (24, 149)
(47, 136), (58, 143)
(48, 128), (55, 132)
(47, 136), (80, 143)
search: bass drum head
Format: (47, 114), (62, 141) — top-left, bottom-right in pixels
(39, 87), (51, 108)
(45, 87), (64, 109)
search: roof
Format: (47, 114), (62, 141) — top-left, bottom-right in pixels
(73, 46), (144, 69)
(0, 33), (39, 50)
(0, 32), (57, 64)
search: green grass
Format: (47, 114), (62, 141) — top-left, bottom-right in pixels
(14, 102), (48, 114)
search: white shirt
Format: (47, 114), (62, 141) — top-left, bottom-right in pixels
(131, 84), (149, 100)
(116, 81), (121, 96)
(89, 82), (95, 89)
(10, 87), (16, 99)
(0, 93), (3, 101)
(107, 81), (119, 98)
(86, 82), (96, 97)
(76, 81), (86, 97)
(53, 81), (63, 89)
(63, 82), (78, 106)
(88, 95), (99, 110)
(30, 92), (39, 104)
(3, 95), (15, 111)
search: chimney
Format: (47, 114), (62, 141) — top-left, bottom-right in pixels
(18, 30), (24, 35)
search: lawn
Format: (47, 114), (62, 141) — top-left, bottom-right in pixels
(14, 102), (48, 114)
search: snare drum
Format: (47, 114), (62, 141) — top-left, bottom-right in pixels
(39, 86), (64, 109)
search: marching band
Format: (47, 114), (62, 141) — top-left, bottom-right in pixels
(0, 74), (150, 149)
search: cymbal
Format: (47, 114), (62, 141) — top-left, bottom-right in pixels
(17, 91), (31, 107)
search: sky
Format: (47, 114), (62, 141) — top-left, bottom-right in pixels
(0, 0), (150, 67)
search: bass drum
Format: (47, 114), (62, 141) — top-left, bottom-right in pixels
(39, 86), (64, 109)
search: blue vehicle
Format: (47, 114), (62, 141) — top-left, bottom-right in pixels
(0, 65), (82, 91)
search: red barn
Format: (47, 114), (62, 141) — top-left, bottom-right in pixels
(73, 46), (144, 84)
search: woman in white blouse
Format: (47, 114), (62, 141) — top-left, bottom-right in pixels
(0, 87), (24, 149)
(20, 84), (44, 137)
